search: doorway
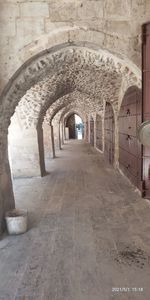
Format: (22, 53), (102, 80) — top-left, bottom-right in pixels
(90, 116), (94, 146)
(104, 102), (115, 164)
(142, 22), (150, 198)
(96, 114), (103, 151)
(119, 87), (142, 189)
(66, 113), (83, 140)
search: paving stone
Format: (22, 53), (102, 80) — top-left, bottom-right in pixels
(0, 140), (150, 299)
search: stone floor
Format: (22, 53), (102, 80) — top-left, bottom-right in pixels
(0, 140), (150, 300)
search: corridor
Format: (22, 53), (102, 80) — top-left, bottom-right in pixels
(0, 140), (150, 300)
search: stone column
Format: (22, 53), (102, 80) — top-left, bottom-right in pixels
(8, 116), (44, 178)
(93, 114), (97, 148)
(114, 113), (119, 169)
(37, 125), (46, 177)
(0, 136), (15, 234)
(58, 123), (62, 150)
(88, 115), (91, 143)
(50, 125), (55, 158)
(43, 122), (51, 160)
(61, 123), (64, 145)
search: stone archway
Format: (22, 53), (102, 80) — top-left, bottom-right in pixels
(66, 114), (76, 139)
(0, 43), (141, 233)
(104, 102), (115, 164)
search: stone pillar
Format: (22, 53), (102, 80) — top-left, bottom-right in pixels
(93, 114), (97, 148)
(8, 114), (44, 177)
(43, 122), (51, 160)
(88, 115), (91, 143)
(0, 136), (15, 234)
(58, 123), (62, 150)
(114, 113), (119, 169)
(50, 125), (55, 158)
(37, 125), (46, 177)
(61, 123), (64, 145)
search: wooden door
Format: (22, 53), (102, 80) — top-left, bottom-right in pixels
(119, 87), (142, 189)
(142, 22), (150, 198)
(66, 114), (76, 139)
(96, 114), (102, 151)
(86, 119), (88, 142)
(90, 117), (94, 146)
(104, 103), (114, 164)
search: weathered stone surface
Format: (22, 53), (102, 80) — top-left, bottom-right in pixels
(77, 1), (104, 20)
(0, 3), (19, 20)
(20, 2), (49, 18)
(49, 1), (77, 21)
(0, 21), (16, 37)
(0, 0), (149, 236)
(0, 0), (149, 93)
(8, 115), (43, 178)
(105, 20), (132, 37)
(0, 141), (150, 299)
(105, 0), (131, 17)
(16, 18), (45, 47)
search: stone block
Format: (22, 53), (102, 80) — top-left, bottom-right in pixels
(105, 20), (132, 37)
(74, 19), (104, 32)
(49, 1), (77, 21)
(77, 1), (104, 20)
(131, 0), (146, 16)
(0, 3), (19, 20)
(16, 18), (44, 47)
(44, 20), (72, 34)
(8, 118), (42, 178)
(20, 2), (49, 18)
(0, 21), (16, 37)
(104, 34), (130, 57)
(145, 0), (150, 15)
(105, 0), (131, 17)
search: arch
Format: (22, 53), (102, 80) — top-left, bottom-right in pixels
(60, 107), (85, 142)
(16, 29), (142, 75)
(66, 114), (76, 139)
(96, 114), (103, 151)
(0, 44), (141, 128)
(45, 91), (89, 126)
(59, 104), (86, 126)
(64, 110), (84, 126)
(118, 86), (142, 190)
(104, 102), (115, 164)
(0, 43), (141, 233)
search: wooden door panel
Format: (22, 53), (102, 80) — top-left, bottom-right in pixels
(96, 115), (102, 150)
(119, 134), (140, 157)
(104, 103), (114, 164)
(90, 119), (94, 146)
(119, 116), (137, 136)
(86, 121), (88, 142)
(119, 87), (142, 190)
(142, 22), (150, 198)
(66, 115), (76, 139)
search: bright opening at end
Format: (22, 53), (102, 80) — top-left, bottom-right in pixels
(75, 114), (83, 140)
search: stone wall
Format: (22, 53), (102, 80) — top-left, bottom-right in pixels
(0, 0), (149, 233)
(8, 112), (45, 178)
(0, 0), (150, 93)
